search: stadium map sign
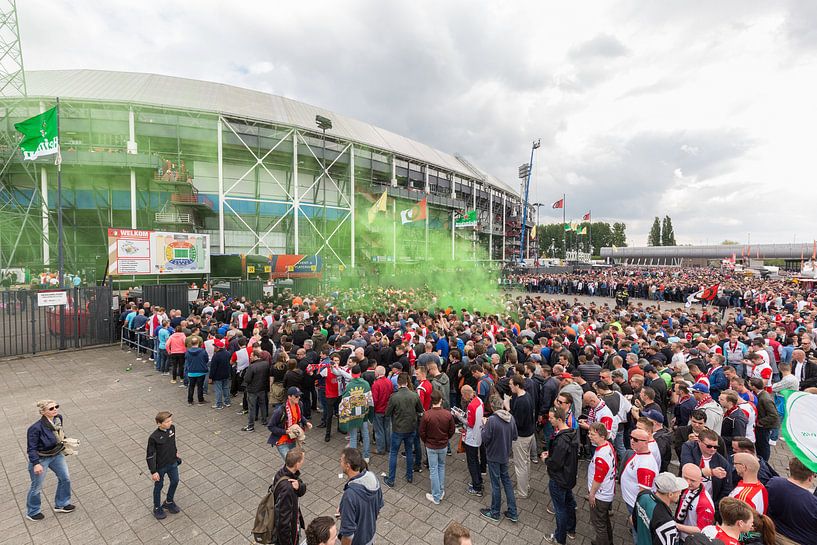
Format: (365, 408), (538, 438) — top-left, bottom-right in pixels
(107, 228), (210, 275)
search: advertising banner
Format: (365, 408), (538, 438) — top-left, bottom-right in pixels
(107, 228), (210, 275)
(269, 254), (323, 278)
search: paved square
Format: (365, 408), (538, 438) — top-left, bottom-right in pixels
(0, 346), (793, 545)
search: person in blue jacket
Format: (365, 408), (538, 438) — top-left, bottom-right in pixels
(25, 399), (75, 521)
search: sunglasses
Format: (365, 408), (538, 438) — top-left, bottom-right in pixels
(631, 437), (646, 443)
(702, 443), (718, 450)
(47, 405), (59, 411)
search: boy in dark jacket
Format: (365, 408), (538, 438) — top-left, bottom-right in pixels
(146, 411), (181, 520)
(542, 406), (579, 545)
(479, 396), (519, 523)
(273, 447), (307, 545)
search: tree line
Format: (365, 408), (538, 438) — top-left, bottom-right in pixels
(536, 221), (627, 257)
(648, 216), (677, 246)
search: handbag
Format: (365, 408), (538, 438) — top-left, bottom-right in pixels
(55, 426), (80, 456)
(457, 429), (466, 454)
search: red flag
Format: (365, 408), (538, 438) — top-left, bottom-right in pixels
(552, 199), (564, 209)
(700, 283), (719, 301)
(583, 212), (591, 221)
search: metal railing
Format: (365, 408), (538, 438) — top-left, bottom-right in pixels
(0, 286), (116, 358)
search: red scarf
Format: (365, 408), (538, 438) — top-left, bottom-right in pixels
(277, 400), (301, 445)
(695, 395), (714, 409)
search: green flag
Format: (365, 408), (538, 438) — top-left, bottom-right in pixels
(780, 389), (817, 473)
(563, 223), (572, 232)
(455, 210), (478, 228)
(14, 106), (60, 162)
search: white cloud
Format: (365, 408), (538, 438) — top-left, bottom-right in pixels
(15, 0), (817, 245)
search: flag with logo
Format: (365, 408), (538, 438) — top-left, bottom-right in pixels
(579, 226), (587, 235)
(400, 197), (427, 224)
(780, 390), (817, 472)
(368, 192), (388, 224)
(14, 106), (61, 163)
(552, 198), (564, 209)
(530, 224), (537, 239)
(455, 209), (477, 228)
(563, 223), (572, 232)
(583, 212), (591, 221)
(685, 283), (720, 307)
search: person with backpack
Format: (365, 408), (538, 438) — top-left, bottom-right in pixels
(271, 448), (306, 545)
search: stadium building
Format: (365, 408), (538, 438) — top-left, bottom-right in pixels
(0, 69), (530, 282)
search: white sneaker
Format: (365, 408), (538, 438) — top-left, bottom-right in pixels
(769, 439), (778, 446)
(425, 493), (440, 505)
(364, 458), (370, 464)
(440, 491), (445, 500)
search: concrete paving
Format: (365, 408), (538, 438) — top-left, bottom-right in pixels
(1, 343), (792, 545)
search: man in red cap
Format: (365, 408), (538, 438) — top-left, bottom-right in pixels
(208, 338), (232, 410)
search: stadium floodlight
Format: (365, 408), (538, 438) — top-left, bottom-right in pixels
(315, 115), (333, 130)
(518, 163), (530, 179)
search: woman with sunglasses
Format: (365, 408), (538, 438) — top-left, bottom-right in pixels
(25, 400), (75, 521)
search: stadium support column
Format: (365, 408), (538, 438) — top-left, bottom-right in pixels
(41, 168), (49, 266)
(130, 169), (136, 229)
(502, 194), (506, 262)
(472, 181), (477, 260)
(217, 118), (224, 253)
(488, 191), (493, 261)
(391, 155), (397, 187)
(350, 144), (355, 269)
(451, 209), (455, 260)
(424, 166), (429, 261)
(293, 131), (299, 254)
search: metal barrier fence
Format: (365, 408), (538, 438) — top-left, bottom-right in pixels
(0, 286), (117, 358)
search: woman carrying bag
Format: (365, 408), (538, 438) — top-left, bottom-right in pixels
(25, 399), (76, 521)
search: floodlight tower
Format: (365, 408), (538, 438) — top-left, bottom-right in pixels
(518, 139), (540, 262)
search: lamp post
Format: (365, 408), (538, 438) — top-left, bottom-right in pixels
(315, 115), (332, 291)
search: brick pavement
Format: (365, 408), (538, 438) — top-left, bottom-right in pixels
(0, 345), (793, 545)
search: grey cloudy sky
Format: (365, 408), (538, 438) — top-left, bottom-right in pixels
(18, 0), (817, 245)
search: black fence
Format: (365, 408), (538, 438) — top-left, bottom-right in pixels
(0, 286), (117, 358)
(141, 283), (190, 314)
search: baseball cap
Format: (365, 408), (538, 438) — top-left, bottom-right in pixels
(213, 338), (226, 349)
(560, 372), (573, 380)
(287, 387), (302, 397)
(655, 472), (689, 494)
(642, 409), (665, 424)
(691, 383), (710, 394)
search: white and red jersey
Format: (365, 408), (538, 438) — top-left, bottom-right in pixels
(148, 312), (167, 336)
(235, 312), (250, 329)
(262, 314), (274, 329)
(676, 486), (715, 538)
(730, 480), (768, 514)
(694, 374), (711, 390)
(589, 401), (617, 439)
(751, 362), (773, 393)
(620, 452), (658, 508)
(588, 441), (617, 502)
(738, 400), (757, 443)
(230, 346), (252, 372)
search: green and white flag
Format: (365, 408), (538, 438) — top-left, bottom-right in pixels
(780, 389), (817, 473)
(14, 106), (60, 162)
(455, 210), (478, 228)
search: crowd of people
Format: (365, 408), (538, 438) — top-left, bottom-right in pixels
(26, 266), (817, 545)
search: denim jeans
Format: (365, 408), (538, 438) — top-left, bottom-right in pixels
(349, 421), (371, 459)
(247, 390), (269, 427)
(153, 461), (179, 510)
(276, 442), (296, 463)
(548, 479), (576, 545)
(27, 453), (72, 516)
(187, 375), (205, 403)
(487, 461), (517, 518)
(213, 378), (231, 407)
(426, 446), (448, 502)
(157, 349), (168, 372)
(413, 424), (423, 467)
(317, 387), (327, 414)
(373, 413), (391, 454)
(465, 444), (483, 491)
(756, 426), (771, 461)
(388, 431), (415, 482)
(613, 430), (626, 462)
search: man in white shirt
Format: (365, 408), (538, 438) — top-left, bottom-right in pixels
(587, 422), (616, 545)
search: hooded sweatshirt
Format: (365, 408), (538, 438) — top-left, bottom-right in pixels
(185, 346), (209, 376)
(481, 409), (518, 463)
(430, 372), (451, 408)
(339, 470), (384, 545)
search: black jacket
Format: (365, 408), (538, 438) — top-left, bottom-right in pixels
(680, 441), (733, 505)
(243, 359), (271, 394)
(209, 349), (232, 381)
(538, 376), (560, 417)
(546, 427), (579, 489)
(273, 466), (306, 545)
(146, 425), (178, 474)
(653, 428), (673, 473)
(754, 390), (780, 429)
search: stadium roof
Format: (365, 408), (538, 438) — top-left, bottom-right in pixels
(24, 69), (519, 197)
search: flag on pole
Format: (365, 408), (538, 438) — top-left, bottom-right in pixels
(14, 106), (61, 163)
(563, 223), (572, 232)
(368, 192), (388, 224)
(455, 210), (478, 228)
(685, 283), (720, 307)
(579, 226), (587, 235)
(570, 220), (579, 231)
(530, 224), (537, 239)
(582, 212), (591, 221)
(552, 199), (564, 209)
(812, 239), (816, 260)
(400, 197), (427, 224)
